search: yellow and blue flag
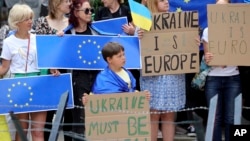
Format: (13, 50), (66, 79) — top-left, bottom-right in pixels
(36, 35), (140, 69)
(0, 74), (73, 115)
(128, 0), (152, 31)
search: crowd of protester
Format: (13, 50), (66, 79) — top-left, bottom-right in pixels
(0, 0), (249, 141)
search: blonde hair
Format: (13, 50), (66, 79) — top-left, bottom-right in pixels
(48, 0), (64, 19)
(8, 3), (34, 30)
(146, 0), (159, 13)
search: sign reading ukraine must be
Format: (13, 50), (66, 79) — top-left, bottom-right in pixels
(85, 92), (151, 140)
(141, 11), (200, 76)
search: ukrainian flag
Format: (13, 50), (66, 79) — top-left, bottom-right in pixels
(128, 0), (152, 31)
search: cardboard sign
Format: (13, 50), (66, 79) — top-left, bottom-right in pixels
(207, 4), (250, 66)
(141, 11), (199, 76)
(85, 92), (151, 141)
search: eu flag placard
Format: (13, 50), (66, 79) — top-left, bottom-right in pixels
(231, 0), (245, 2)
(36, 35), (140, 70)
(169, 0), (215, 29)
(92, 17), (128, 35)
(0, 74), (73, 115)
(64, 17), (128, 35)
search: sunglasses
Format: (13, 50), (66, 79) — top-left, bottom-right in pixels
(77, 8), (94, 15)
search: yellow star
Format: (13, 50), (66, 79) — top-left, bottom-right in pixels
(176, 7), (182, 12)
(184, 0), (190, 3)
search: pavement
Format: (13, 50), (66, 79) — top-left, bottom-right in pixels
(58, 133), (196, 141)
(57, 126), (197, 141)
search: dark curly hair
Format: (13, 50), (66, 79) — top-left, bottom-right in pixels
(69, 0), (92, 28)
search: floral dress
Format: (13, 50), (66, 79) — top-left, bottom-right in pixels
(32, 16), (57, 34)
(140, 74), (185, 111)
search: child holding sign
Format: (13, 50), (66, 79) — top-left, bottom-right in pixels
(82, 42), (150, 100)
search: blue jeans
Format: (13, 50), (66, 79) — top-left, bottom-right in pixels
(205, 75), (241, 141)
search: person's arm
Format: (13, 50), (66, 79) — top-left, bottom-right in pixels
(122, 22), (135, 35)
(201, 28), (213, 64)
(203, 39), (209, 54)
(144, 90), (150, 101)
(0, 59), (10, 76)
(49, 69), (60, 76)
(122, 5), (136, 35)
(203, 41), (213, 64)
(136, 28), (145, 39)
(82, 93), (89, 105)
(195, 36), (201, 47)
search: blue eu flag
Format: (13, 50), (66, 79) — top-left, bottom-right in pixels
(92, 17), (128, 35)
(64, 17), (128, 35)
(0, 74), (73, 115)
(231, 0), (245, 2)
(36, 35), (140, 70)
(169, 0), (215, 29)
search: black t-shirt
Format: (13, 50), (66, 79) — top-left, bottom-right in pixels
(65, 26), (92, 35)
(94, 4), (132, 23)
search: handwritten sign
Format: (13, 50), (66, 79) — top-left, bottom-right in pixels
(207, 4), (250, 66)
(141, 11), (199, 76)
(85, 92), (151, 141)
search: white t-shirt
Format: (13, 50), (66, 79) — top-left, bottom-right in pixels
(1, 33), (40, 73)
(202, 28), (239, 76)
(116, 68), (131, 88)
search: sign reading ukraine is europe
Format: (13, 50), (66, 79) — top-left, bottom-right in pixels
(36, 35), (140, 70)
(140, 11), (200, 76)
(0, 74), (73, 115)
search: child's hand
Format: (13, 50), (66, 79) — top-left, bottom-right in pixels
(144, 90), (150, 101)
(82, 93), (88, 105)
(137, 28), (145, 39)
(50, 69), (60, 76)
